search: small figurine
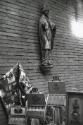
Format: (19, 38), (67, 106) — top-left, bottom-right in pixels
(39, 4), (56, 68)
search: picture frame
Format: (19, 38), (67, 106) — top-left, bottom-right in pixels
(67, 92), (83, 125)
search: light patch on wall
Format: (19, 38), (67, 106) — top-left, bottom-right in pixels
(0, 90), (3, 97)
(71, 19), (83, 38)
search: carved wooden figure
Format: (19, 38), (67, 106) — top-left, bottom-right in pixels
(39, 4), (56, 68)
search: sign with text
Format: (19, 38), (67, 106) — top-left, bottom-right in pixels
(48, 81), (65, 94)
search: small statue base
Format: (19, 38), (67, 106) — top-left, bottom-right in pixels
(40, 60), (53, 72)
(41, 64), (53, 72)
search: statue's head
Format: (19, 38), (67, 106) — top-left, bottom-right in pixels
(41, 4), (49, 17)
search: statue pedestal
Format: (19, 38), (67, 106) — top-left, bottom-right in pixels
(40, 63), (53, 73)
(40, 59), (53, 72)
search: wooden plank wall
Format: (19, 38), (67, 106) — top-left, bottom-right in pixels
(0, 0), (83, 93)
(48, 0), (83, 92)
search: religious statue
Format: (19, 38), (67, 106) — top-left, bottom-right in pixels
(39, 4), (56, 68)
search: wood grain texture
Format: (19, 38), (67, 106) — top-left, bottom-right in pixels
(0, 0), (83, 94)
